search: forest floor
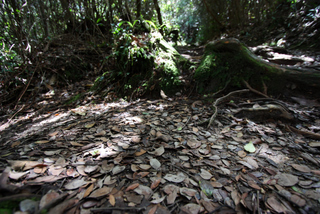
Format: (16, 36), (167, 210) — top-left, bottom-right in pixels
(0, 44), (320, 214)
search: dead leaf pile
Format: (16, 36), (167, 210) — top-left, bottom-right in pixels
(0, 97), (320, 214)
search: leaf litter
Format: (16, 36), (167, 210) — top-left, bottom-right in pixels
(0, 92), (320, 213)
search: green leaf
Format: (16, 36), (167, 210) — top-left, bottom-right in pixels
(244, 141), (256, 153)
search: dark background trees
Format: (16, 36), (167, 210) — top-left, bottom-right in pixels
(0, 0), (319, 107)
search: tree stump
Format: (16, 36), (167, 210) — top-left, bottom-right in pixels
(194, 38), (320, 97)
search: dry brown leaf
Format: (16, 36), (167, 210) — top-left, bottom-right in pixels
(48, 131), (59, 137)
(109, 194), (116, 206)
(34, 166), (47, 174)
(30, 175), (65, 183)
(39, 190), (60, 209)
(9, 170), (29, 180)
(84, 165), (99, 174)
(148, 205), (158, 214)
(220, 167), (230, 175)
(8, 160), (44, 171)
(164, 184), (179, 204)
(135, 149), (147, 156)
(148, 146), (165, 156)
(83, 183), (94, 198)
(64, 178), (88, 190)
(267, 197), (287, 213)
(126, 183), (140, 191)
(290, 194), (306, 207)
(187, 139), (201, 149)
(76, 165), (87, 176)
(131, 164), (139, 172)
(291, 164), (311, 173)
(47, 198), (77, 214)
(238, 150), (246, 158)
(66, 168), (79, 177)
(164, 172), (186, 183)
(150, 178), (161, 190)
(112, 126), (121, 132)
(90, 186), (113, 198)
(85, 122), (95, 128)
(104, 175), (117, 185)
(134, 185), (153, 199)
(248, 180), (261, 190)
(200, 169), (212, 180)
(69, 141), (84, 146)
(35, 140), (50, 144)
(180, 187), (197, 200)
(139, 164), (151, 170)
(150, 158), (161, 170)
(11, 141), (20, 147)
(131, 136), (141, 143)
(180, 203), (204, 214)
(231, 190), (241, 206)
(275, 173), (299, 186)
(112, 165), (126, 175)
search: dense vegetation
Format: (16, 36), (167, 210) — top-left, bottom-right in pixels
(0, 0), (319, 105)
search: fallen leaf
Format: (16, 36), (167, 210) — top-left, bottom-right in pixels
(148, 146), (165, 156)
(164, 172), (186, 183)
(180, 187), (197, 200)
(126, 183), (140, 191)
(148, 205), (158, 214)
(83, 183), (94, 198)
(85, 122), (95, 128)
(200, 169), (212, 180)
(150, 194), (166, 204)
(112, 165), (126, 175)
(89, 186), (113, 198)
(150, 158), (161, 170)
(69, 141), (84, 146)
(275, 173), (299, 186)
(109, 194), (116, 206)
(135, 149), (147, 156)
(267, 197), (287, 213)
(64, 178), (88, 190)
(244, 141), (256, 153)
(134, 185), (153, 199)
(238, 150), (246, 158)
(9, 170), (29, 180)
(180, 203), (204, 214)
(291, 164), (311, 173)
(104, 175), (117, 185)
(35, 140), (50, 144)
(163, 184), (179, 204)
(187, 139), (201, 149)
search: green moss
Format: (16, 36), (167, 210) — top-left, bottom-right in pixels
(194, 39), (288, 94)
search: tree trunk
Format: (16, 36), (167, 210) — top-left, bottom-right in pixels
(153, 0), (163, 34)
(202, 0), (224, 31)
(136, 0), (141, 18)
(194, 38), (320, 95)
(124, 0), (132, 22)
(59, 0), (74, 32)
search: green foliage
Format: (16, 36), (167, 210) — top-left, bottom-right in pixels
(0, 43), (21, 73)
(108, 19), (156, 94)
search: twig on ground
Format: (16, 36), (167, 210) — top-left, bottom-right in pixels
(243, 80), (269, 98)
